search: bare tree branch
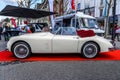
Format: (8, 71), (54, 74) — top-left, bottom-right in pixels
(106, 0), (113, 7)
(40, 0), (48, 9)
(15, 0), (38, 8)
(31, 0), (39, 5)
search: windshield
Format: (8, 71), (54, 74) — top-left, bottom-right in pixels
(80, 18), (99, 29)
(52, 27), (77, 35)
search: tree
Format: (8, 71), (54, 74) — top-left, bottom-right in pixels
(104, 0), (113, 38)
(15, 0), (39, 8)
(4, 18), (10, 22)
(15, 0), (39, 25)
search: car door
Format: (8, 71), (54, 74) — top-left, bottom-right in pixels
(29, 33), (53, 53)
(52, 35), (79, 53)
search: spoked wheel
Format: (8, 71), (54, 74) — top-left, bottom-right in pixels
(81, 42), (99, 58)
(12, 42), (31, 59)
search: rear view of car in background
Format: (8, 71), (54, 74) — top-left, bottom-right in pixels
(27, 23), (48, 32)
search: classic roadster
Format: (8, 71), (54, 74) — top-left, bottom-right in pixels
(7, 27), (113, 59)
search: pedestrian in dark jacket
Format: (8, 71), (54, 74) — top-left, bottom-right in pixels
(2, 23), (10, 41)
(0, 26), (3, 40)
(30, 24), (35, 33)
(115, 24), (120, 41)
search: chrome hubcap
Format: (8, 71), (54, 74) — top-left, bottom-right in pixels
(14, 44), (29, 58)
(18, 47), (27, 54)
(83, 43), (98, 58)
(85, 46), (95, 55)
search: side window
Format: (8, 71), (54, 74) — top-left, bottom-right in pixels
(76, 20), (79, 29)
(56, 28), (62, 35)
(62, 27), (77, 35)
(63, 19), (71, 27)
(81, 18), (87, 28)
(79, 18), (84, 28)
(38, 24), (43, 30)
(54, 22), (61, 32)
(71, 18), (80, 29)
(72, 19), (75, 27)
(55, 27), (77, 36)
(35, 24), (39, 29)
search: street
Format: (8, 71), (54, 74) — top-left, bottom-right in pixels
(0, 61), (120, 80)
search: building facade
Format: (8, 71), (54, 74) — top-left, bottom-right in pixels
(35, 0), (120, 32)
(35, 0), (64, 26)
(63, 0), (120, 34)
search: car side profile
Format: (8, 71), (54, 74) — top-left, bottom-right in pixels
(7, 27), (113, 59)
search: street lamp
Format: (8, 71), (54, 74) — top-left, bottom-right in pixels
(111, 0), (116, 41)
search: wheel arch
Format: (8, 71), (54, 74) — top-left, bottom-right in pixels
(81, 41), (101, 53)
(11, 40), (32, 53)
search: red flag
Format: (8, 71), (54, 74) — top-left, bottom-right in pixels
(24, 21), (28, 24)
(11, 18), (16, 27)
(71, 0), (75, 10)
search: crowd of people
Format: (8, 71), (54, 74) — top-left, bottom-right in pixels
(0, 22), (13, 41)
(0, 20), (51, 41)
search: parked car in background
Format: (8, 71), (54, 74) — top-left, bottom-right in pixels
(27, 23), (48, 32)
(7, 27), (114, 59)
(54, 12), (105, 36)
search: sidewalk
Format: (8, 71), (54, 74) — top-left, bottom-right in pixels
(106, 35), (120, 49)
(0, 35), (120, 51)
(0, 36), (7, 51)
(115, 41), (120, 49)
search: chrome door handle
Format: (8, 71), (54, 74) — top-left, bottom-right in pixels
(73, 37), (79, 39)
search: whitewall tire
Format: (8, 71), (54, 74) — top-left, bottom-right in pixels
(81, 42), (99, 58)
(12, 42), (31, 59)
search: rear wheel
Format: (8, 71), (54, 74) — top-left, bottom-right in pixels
(12, 42), (31, 59)
(81, 42), (99, 58)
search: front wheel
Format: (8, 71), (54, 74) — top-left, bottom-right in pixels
(12, 42), (31, 59)
(81, 42), (99, 58)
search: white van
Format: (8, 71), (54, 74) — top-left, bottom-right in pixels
(54, 12), (104, 36)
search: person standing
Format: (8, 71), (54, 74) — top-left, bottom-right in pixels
(0, 24), (3, 40)
(42, 24), (50, 32)
(23, 21), (32, 33)
(2, 23), (10, 41)
(30, 24), (35, 33)
(100, 24), (104, 30)
(115, 24), (120, 41)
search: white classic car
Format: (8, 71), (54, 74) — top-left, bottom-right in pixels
(7, 27), (114, 59)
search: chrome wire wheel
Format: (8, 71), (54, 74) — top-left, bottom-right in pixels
(12, 42), (31, 59)
(82, 42), (99, 58)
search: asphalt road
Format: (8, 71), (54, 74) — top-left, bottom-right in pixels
(0, 61), (120, 80)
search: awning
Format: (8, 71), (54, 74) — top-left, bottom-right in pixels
(0, 5), (56, 18)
